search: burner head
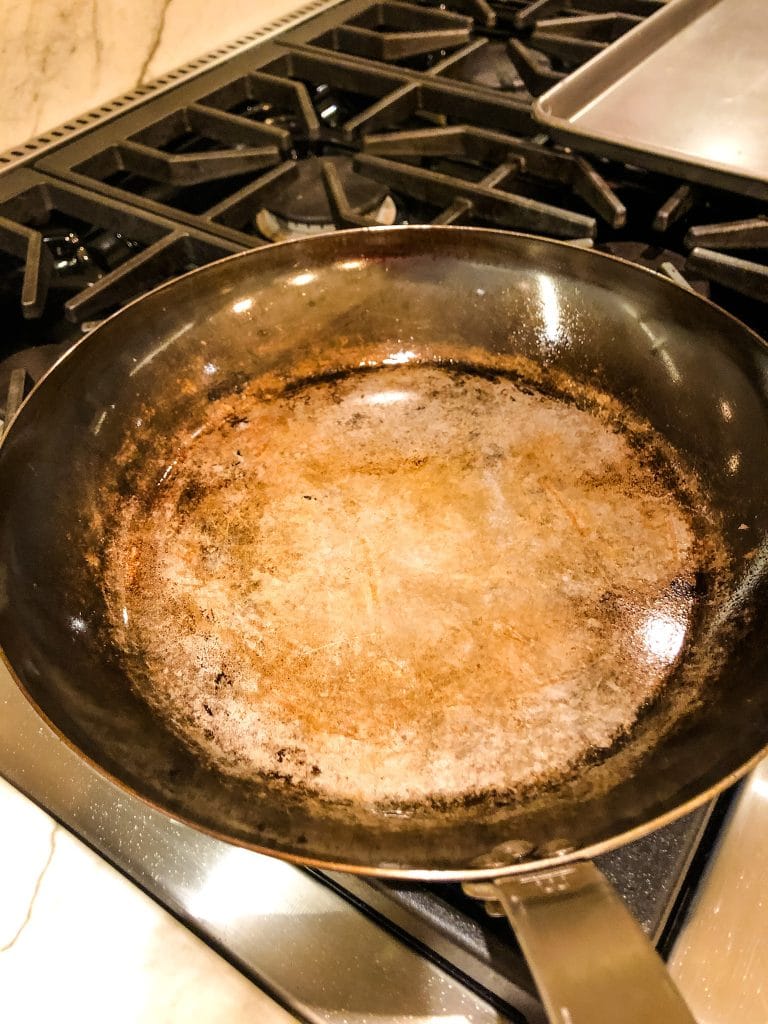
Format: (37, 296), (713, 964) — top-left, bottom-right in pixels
(269, 155), (389, 224)
(449, 42), (527, 95)
(256, 155), (396, 242)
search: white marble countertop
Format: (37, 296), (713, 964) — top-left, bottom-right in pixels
(0, 775), (298, 1023)
(0, 0), (312, 152)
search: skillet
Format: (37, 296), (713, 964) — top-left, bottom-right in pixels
(1, 227), (767, 1023)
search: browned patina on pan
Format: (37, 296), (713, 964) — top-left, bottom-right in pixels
(96, 353), (729, 815)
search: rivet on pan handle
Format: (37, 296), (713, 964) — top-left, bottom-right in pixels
(463, 861), (696, 1024)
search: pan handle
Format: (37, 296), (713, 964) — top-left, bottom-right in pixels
(464, 860), (696, 1024)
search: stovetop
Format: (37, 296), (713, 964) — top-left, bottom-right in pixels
(0, 1), (766, 1021)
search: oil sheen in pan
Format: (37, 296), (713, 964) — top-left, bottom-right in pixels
(100, 362), (725, 809)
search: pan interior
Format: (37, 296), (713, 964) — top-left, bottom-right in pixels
(98, 358), (726, 815)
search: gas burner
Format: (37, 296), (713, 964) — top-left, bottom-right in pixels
(440, 41), (528, 95)
(267, 155), (387, 223)
(255, 154), (397, 241)
(0, 171), (240, 327)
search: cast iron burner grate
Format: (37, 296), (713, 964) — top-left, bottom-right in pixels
(0, 169), (241, 428)
(648, 181), (768, 333)
(297, 0), (662, 97)
(358, 124), (624, 237)
(684, 214), (768, 306)
(45, 39), (646, 248)
(39, 0), (718, 256)
(308, 0), (475, 71)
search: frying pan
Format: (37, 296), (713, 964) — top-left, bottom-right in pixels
(1, 226), (767, 1024)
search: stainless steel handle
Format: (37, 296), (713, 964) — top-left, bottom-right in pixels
(465, 860), (696, 1024)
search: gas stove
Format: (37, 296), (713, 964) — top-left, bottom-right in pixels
(0, 2), (766, 1022)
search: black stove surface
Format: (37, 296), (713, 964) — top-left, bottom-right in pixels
(0, 0), (766, 1019)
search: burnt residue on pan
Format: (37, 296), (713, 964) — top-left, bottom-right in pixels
(95, 358), (730, 817)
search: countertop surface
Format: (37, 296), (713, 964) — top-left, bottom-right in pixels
(0, 0), (313, 152)
(0, 775), (298, 1024)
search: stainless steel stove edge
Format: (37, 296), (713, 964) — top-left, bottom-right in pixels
(0, 0), (347, 176)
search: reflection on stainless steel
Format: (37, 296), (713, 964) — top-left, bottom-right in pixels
(641, 612), (687, 663)
(361, 388), (413, 405)
(288, 271), (317, 287)
(129, 323), (193, 377)
(712, 537), (768, 628)
(719, 400), (733, 423)
(637, 318), (683, 386)
(669, 759), (768, 1024)
(0, 661), (508, 1024)
(536, 273), (561, 347)
(383, 350), (418, 366)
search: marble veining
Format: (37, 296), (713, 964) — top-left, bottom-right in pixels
(0, 0), (307, 152)
(0, 776), (297, 1022)
(0, 820), (56, 954)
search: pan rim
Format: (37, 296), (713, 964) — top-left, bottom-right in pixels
(2, 223), (767, 444)
(0, 223), (766, 879)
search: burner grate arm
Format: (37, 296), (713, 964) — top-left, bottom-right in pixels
(653, 184), (695, 233)
(118, 140), (281, 187)
(686, 247), (768, 304)
(62, 234), (201, 324)
(685, 216), (768, 251)
(355, 152), (596, 238)
(0, 216), (55, 319)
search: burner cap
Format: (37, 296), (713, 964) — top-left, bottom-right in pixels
(267, 155), (389, 224)
(450, 42), (526, 94)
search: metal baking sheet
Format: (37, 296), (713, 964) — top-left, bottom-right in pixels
(533, 0), (768, 201)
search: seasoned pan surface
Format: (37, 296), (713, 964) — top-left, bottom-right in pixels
(1, 227), (767, 877)
(100, 359), (725, 812)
